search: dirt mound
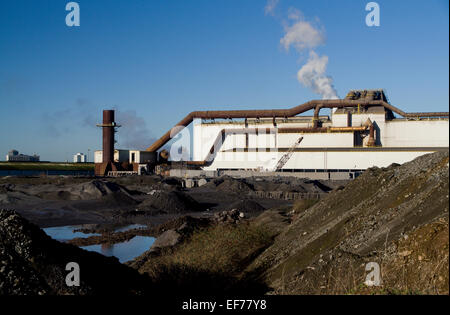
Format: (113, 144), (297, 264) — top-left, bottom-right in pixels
(302, 179), (334, 193)
(0, 209), (153, 295)
(248, 150), (449, 294)
(33, 180), (138, 205)
(205, 176), (254, 193)
(137, 190), (201, 215)
(0, 188), (41, 205)
(275, 182), (306, 192)
(227, 199), (265, 213)
(68, 180), (134, 200)
(35, 190), (74, 201)
(248, 178), (333, 193)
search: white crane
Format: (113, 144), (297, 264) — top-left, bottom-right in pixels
(274, 136), (304, 171)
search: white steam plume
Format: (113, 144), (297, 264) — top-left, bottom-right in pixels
(271, 4), (339, 100)
(297, 51), (338, 99)
(280, 20), (324, 51)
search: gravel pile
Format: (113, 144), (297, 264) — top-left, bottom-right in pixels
(213, 209), (246, 224)
(0, 209), (152, 295)
(226, 199), (265, 214)
(250, 150), (449, 294)
(201, 175), (335, 195)
(247, 178), (333, 193)
(204, 176), (254, 193)
(137, 190), (201, 215)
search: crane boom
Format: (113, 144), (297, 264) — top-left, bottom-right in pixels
(274, 136), (304, 171)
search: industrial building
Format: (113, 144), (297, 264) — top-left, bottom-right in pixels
(94, 149), (155, 164)
(192, 107), (448, 172)
(73, 153), (87, 163)
(94, 110), (156, 176)
(95, 90), (449, 177)
(5, 150), (40, 162)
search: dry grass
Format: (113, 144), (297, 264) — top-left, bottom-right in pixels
(348, 217), (449, 295)
(142, 223), (272, 276)
(136, 222), (274, 294)
(378, 217), (449, 295)
(292, 199), (320, 214)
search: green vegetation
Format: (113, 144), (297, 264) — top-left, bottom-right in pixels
(143, 223), (273, 277)
(0, 162), (94, 171)
(134, 222), (275, 294)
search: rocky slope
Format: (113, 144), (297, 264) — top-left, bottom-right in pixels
(247, 151), (449, 294)
(0, 209), (153, 295)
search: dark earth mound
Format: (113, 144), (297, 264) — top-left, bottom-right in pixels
(204, 176), (255, 193)
(137, 190), (201, 215)
(226, 199), (265, 214)
(0, 209), (152, 295)
(248, 150), (449, 294)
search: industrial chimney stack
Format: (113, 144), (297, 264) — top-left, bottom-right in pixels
(95, 109), (120, 176)
(102, 110), (115, 163)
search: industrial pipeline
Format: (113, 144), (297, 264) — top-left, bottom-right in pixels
(146, 99), (448, 153)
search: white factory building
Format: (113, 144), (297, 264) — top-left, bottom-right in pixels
(73, 153), (87, 163)
(191, 92), (449, 173)
(94, 149), (155, 164)
(5, 150), (40, 162)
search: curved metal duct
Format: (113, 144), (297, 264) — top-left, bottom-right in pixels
(146, 99), (448, 152)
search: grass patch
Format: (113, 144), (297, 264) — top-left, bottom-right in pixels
(144, 223), (273, 276)
(137, 222), (274, 294)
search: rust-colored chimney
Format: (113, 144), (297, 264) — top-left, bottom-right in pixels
(102, 110), (115, 163)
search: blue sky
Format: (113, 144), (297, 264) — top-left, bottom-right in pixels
(0, 0), (448, 161)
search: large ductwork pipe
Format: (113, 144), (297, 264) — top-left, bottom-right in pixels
(312, 105), (323, 128)
(147, 99), (448, 152)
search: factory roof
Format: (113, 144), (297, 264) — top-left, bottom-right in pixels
(345, 89), (388, 102)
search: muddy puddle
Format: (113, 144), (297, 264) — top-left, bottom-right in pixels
(80, 236), (155, 263)
(43, 225), (101, 241)
(43, 224), (155, 263)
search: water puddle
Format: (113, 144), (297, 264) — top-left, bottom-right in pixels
(43, 225), (155, 263)
(81, 236), (155, 263)
(43, 225), (101, 241)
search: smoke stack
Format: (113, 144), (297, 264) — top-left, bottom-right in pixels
(95, 110), (122, 176)
(102, 110), (115, 163)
